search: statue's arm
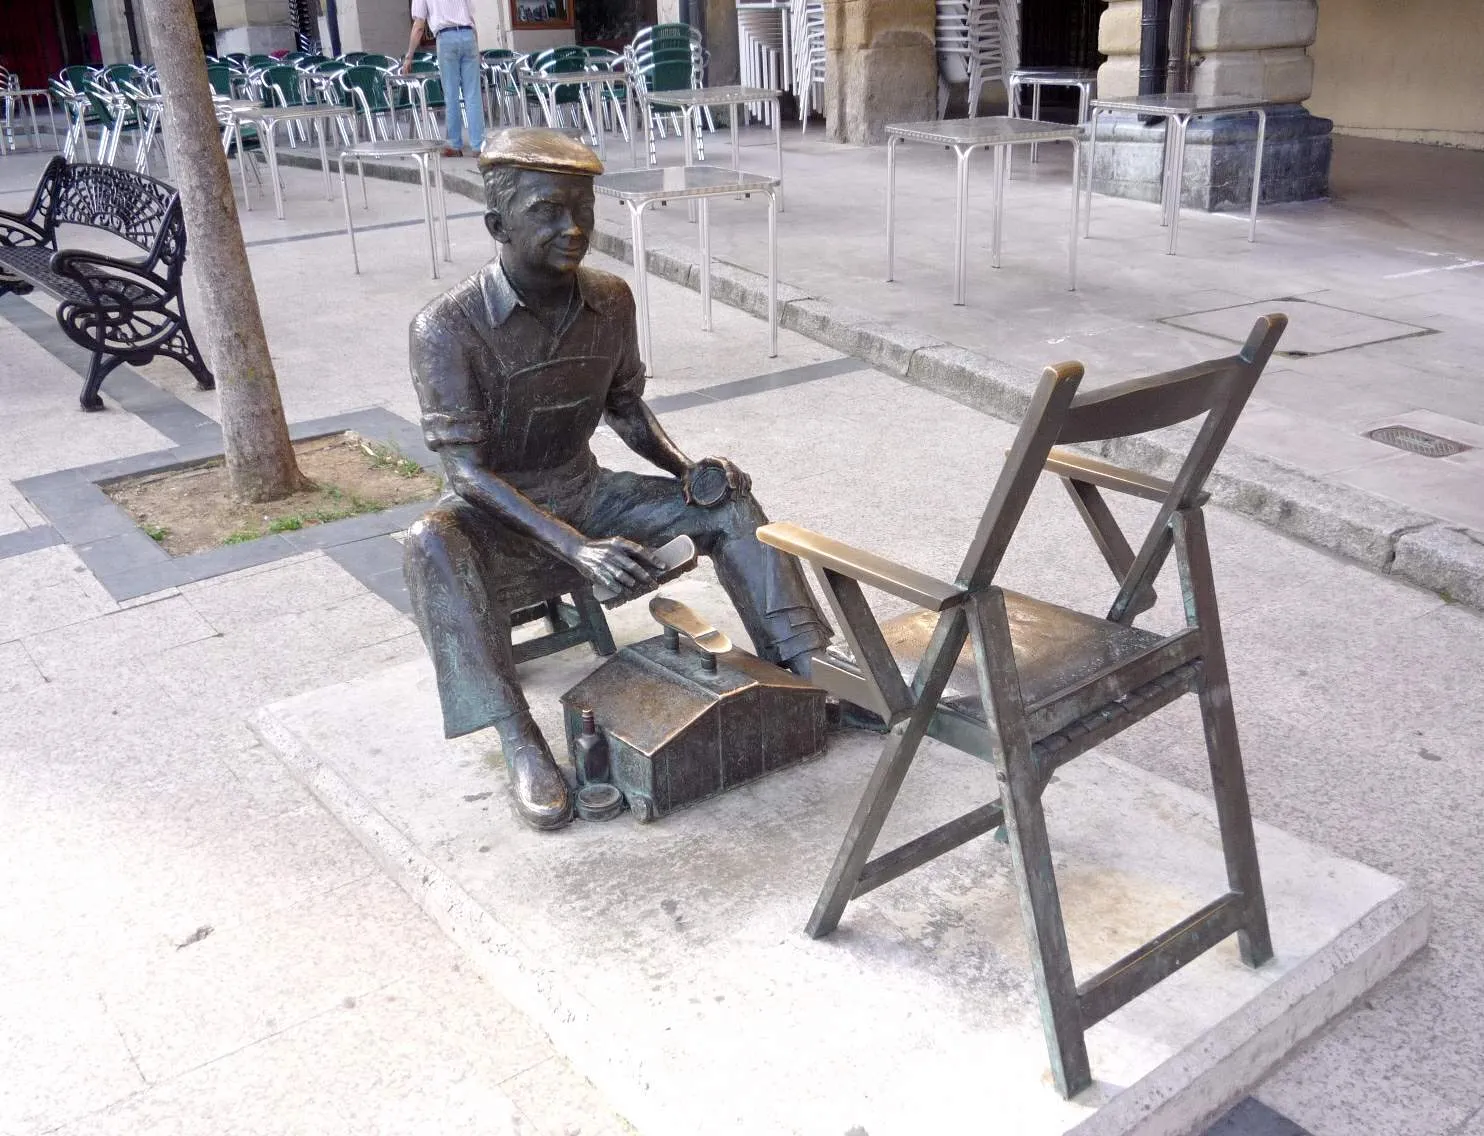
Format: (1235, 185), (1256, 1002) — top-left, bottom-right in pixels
(439, 446), (586, 559)
(604, 391), (691, 479)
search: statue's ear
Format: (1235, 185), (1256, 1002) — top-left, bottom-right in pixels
(485, 210), (509, 245)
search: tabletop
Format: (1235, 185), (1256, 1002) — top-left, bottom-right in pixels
(242, 103), (353, 120)
(643, 85), (780, 106)
(595, 164), (779, 204)
(340, 138), (444, 157)
(520, 69), (626, 85)
(1090, 92), (1278, 116)
(886, 116), (1084, 146)
(6, 88), (54, 98)
(1010, 68), (1098, 83)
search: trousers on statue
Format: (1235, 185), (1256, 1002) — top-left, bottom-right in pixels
(403, 467), (834, 739)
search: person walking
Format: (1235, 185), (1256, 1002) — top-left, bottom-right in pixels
(403, 0), (485, 158)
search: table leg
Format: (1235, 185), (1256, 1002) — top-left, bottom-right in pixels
(1067, 136), (1080, 292)
(683, 109), (698, 223)
(418, 156), (438, 280)
(630, 201), (654, 376)
(267, 124), (286, 220)
(730, 103), (740, 172)
(774, 96), (784, 212)
(1248, 108), (1266, 243)
(1166, 114), (1188, 255)
(626, 81), (637, 167)
(885, 133), (898, 283)
(991, 143), (1005, 270)
(339, 154), (359, 274)
(1084, 106), (1099, 238)
(1030, 82), (1042, 163)
(699, 196), (711, 332)
(435, 152), (451, 261)
(767, 186), (778, 358)
(953, 145), (970, 306)
(317, 119), (332, 200)
(235, 124), (253, 212)
(1159, 117), (1174, 228)
(359, 157), (368, 210)
(26, 95), (39, 152)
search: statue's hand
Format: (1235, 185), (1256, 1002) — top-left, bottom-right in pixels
(570, 537), (666, 597)
(683, 457), (751, 507)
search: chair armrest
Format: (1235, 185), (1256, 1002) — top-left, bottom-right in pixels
(757, 522), (966, 612)
(1044, 448), (1175, 503)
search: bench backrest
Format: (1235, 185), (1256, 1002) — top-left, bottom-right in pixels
(23, 157), (187, 285)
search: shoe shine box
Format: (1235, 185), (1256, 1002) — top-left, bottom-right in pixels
(560, 629), (828, 823)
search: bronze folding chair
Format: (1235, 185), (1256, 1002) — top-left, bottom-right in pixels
(759, 314), (1287, 1097)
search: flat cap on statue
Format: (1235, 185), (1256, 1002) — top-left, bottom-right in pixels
(478, 127), (604, 176)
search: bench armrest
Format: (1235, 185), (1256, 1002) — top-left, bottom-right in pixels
(0, 212), (49, 249)
(757, 521), (966, 612)
(1044, 449), (1176, 503)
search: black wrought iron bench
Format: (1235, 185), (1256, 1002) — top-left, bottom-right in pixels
(0, 156), (214, 411)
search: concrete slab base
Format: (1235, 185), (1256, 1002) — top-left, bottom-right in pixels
(252, 596), (1426, 1136)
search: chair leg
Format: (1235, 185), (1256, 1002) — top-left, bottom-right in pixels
(969, 589), (1091, 1098)
(1176, 509), (1273, 967)
(805, 607), (970, 939)
(571, 587), (616, 657)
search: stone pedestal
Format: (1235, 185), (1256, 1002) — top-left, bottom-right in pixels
(250, 583), (1427, 1136)
(1094, 0), (1330, 208)
(1090, 103), (1332, 209)
(824, 0), (937, 144)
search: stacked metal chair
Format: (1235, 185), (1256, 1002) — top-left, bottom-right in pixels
(625, 24), (713, 163)
(792, 0), (825, 132)
(736, 4), (786, 127)
(966, 0), (1018, 116)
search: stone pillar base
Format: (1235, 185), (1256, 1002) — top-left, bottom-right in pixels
(214, 24), (296, 54)
(1089, 103), (1332, 210)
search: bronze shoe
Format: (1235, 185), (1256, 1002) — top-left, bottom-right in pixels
(505, 742), (573, 830)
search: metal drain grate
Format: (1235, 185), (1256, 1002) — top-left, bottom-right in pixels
(1365, 425), (1471, 458)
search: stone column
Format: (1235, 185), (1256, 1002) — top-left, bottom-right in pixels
(214, 0), (295, 54)
(1091, 0), (1331, 208)
(823, 0), (936, 144)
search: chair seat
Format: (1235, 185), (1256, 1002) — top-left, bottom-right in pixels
(826, 590), (1166, 737)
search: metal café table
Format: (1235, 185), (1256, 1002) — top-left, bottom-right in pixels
(595, 165), (780, 376)
(241, 103), (354, 219)
(518, 69), (637, 166)
(885, 117), (1082, 305)
(1, 88), (61, 154)
(1085, 92), (1275, 255)
(337, 138), (450, 280)
(640, 85), (785, 211)
(1008, 67), (1096, 163)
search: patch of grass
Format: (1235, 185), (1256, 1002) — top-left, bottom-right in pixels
(142, 523), (169, 543)
(219, 495), (380, 548)
(360, 438), (424, 479)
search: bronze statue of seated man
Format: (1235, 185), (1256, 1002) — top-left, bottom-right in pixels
(403, 128), (833, 831)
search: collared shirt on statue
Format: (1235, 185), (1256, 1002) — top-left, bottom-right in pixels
(408, 260), (647, 504)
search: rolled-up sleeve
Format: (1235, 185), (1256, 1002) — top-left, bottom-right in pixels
(604, 283), (647, 410)
(409, 307), (487, 450)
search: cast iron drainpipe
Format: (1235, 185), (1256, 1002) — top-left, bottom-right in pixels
(1139, 0), (1172, 96)
(1166, 0), (1193, 93)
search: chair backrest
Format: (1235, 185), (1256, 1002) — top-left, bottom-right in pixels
(957, 315), (1287, 614)
(204, 63), (235, 96)
(339, 65), (391, 110)
(343, 51), (370, 63)
(261, 64), (306, 106)
(62, 65), (98, 91)
(359, 53), (398, 70)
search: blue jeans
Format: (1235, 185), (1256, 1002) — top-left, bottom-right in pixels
(436, 27), (484, 152)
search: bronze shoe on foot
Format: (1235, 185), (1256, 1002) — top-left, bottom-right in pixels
(505, 742), (573, 830)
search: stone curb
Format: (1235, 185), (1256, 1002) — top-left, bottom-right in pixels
(277, 152), (1484, 611)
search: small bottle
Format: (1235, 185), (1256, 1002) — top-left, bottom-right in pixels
(573, 708), (610, 786)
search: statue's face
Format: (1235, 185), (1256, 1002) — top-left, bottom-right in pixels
(487, 169), (595, 278)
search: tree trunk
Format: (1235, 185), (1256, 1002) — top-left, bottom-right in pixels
(138, 0), (306, 503)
